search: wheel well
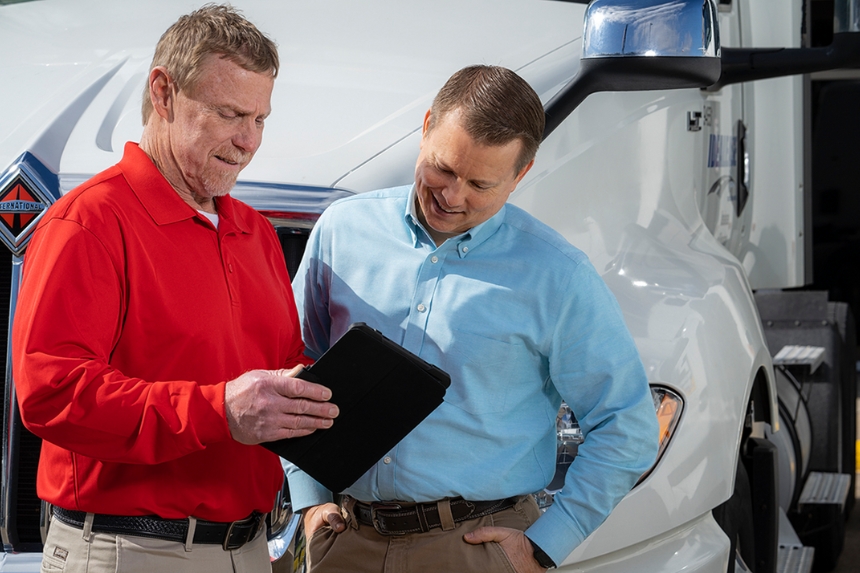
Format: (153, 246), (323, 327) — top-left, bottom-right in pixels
(730, 368), (779, 572)
(749, 367), (772, 426)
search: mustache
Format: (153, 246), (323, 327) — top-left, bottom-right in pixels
(213, 150), (250, 165)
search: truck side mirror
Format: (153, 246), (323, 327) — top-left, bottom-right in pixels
(710, 0), (860, 89)
(544, 0), (722, 139)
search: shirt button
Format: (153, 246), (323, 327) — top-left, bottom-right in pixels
(383, 457), (392, 464)
(431, 256), (439, 264)
(417, 304), (426, 312)
(462, 246), (469, 253)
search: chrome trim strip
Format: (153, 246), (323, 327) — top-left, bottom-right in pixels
(40, 501), (50, 545)
(228, 181), (354, 214)
(1, 255), (23, 549)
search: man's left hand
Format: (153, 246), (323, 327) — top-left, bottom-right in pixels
(464, 527), (548, 573)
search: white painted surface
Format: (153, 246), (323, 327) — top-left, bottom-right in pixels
(0, 0), (812, 570)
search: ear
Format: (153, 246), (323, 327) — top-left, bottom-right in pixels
(514, 158), (535, 185)
(421, 110), (432, 138)
(148, 66), (175, 122)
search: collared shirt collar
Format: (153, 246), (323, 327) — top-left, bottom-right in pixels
(404, 184), (506, 258)
(118, 142), (251, 234)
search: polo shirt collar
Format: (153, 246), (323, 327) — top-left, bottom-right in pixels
(404, 185), (506, 257)
(118, 142), (251, 234)
(214, 194), (252, 234)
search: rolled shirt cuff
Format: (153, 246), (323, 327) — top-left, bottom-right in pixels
(525, 506), (587, 567)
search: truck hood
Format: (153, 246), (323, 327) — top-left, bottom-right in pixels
(0, 0), (583, 195)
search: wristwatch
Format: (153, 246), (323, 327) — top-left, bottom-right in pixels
(527, 537), (556, 570)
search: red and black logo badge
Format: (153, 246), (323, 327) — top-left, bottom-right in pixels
(0, 179), (45, 237)
(0, 154), (54, 255)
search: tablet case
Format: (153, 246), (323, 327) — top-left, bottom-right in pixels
(263, 323), (451, 493)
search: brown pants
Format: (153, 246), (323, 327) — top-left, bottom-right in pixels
(40, 516), (271, 573)
(307, 496), (541, 573)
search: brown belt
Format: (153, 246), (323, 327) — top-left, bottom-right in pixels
(350, 496), (520, 535)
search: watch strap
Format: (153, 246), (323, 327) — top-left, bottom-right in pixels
(526, 537), (556, 569)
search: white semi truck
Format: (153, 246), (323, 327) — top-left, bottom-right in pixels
(0, 1), (857, 572)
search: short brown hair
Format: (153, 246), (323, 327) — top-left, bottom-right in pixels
(141, 3), (279, 123)
(428, 65), (545, 173)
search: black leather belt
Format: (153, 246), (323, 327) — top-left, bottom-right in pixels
(52, 506), (264, 551)
(352, 496), (520, 535)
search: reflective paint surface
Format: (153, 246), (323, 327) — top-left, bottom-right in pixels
(0, 0), (789, 571)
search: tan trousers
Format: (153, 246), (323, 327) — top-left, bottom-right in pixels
(40, 516), (271, 573)
(307, 496), (541, 573)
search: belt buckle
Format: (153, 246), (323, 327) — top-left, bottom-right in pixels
(369, 502), (401, 535)
(222, 514), (260, 551)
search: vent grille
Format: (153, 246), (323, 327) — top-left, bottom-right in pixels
(0, 249), (11, 375)
(1, 221), (313, 552)
(0, 248), (44, 550)
(13, 411), (42, 547)
(276, 227), (310, 280)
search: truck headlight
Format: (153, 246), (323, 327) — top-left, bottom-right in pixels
(641, 386), (683, 481)
(535, 385), (683, 509)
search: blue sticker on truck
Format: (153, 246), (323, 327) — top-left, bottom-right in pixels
(708, 134), (737, 168)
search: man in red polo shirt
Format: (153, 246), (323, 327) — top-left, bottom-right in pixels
(11, 5), (337, 572)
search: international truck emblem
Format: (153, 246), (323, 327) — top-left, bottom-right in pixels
(0, 153), (58, 255)
(0, 185), (45, 229)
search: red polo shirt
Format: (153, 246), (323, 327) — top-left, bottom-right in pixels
(12, 142), (309, 521)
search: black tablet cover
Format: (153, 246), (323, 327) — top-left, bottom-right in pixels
(263, 323), (451, 493)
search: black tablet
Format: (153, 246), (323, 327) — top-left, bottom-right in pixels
(263, 322), (451, 493)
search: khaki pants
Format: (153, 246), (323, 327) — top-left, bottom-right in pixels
(41, 517), (271, 573)
(307, 496), (541, 573)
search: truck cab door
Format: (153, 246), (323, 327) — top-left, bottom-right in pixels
(700, 0), (752, 261)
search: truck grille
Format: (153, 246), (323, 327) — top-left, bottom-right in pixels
(1, 249), (44, 551)
(0, 223), (310, 553)
(275, 227), (311, 280)
(11, 417), (42, 548)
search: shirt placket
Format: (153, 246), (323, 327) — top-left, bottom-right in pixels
(376, 244), (449, 500)
(217, 228), (239, 306)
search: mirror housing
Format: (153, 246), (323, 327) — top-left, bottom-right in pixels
(544, 0), (722, 139)
(710, 0), (860, 90)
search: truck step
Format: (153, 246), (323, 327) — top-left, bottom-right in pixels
(777, 545), (815, 573)
(772, 345), (826, 374)
(778, 506), (815, 573)
(797, 471), (852, 510)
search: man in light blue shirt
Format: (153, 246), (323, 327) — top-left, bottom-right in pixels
(288, 65), (659, 572)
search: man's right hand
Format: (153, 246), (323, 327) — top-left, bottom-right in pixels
(303, 503), (346, 537)
(225, 365), (338, 444)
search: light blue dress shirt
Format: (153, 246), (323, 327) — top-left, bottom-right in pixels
(287, 185), (659, 564)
